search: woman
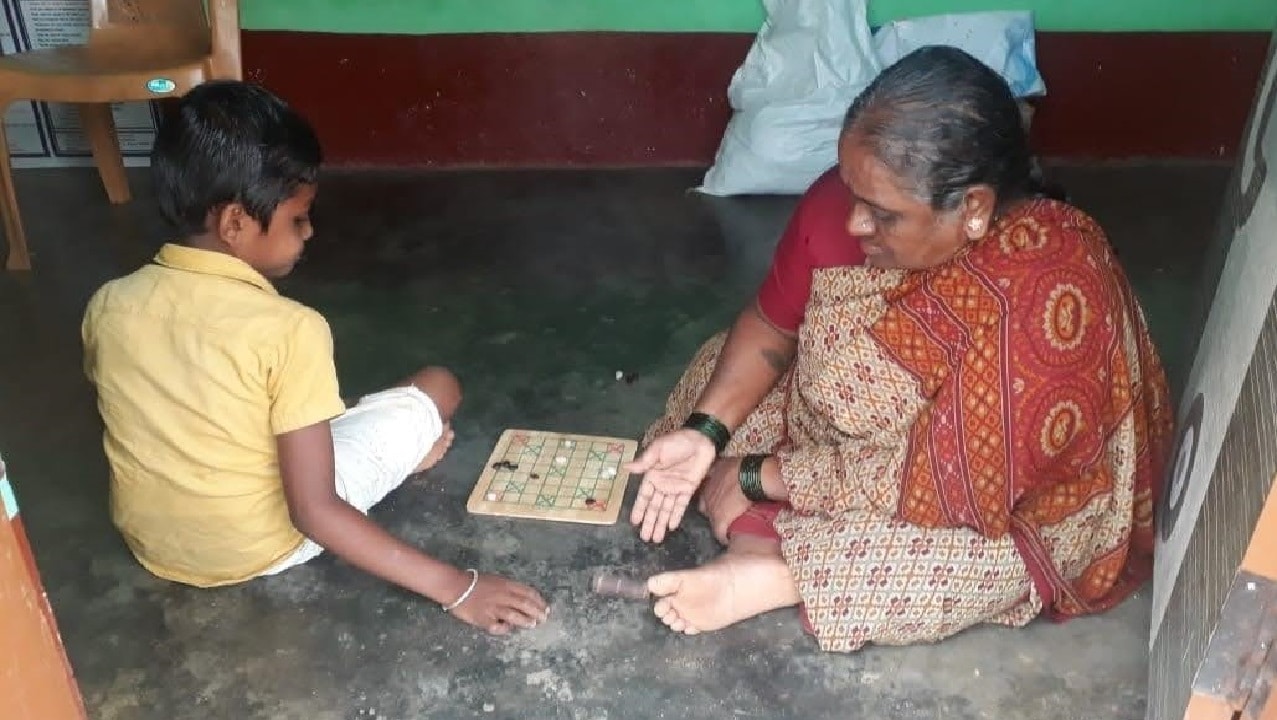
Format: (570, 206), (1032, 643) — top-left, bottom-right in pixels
(626, 46), (1173, 653)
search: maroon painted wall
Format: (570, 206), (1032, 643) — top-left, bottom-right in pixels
(240, 31), (1270, 167)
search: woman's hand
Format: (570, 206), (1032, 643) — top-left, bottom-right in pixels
(625, 429), (717, 542)
(697, 458), (754, 544)
(446, 573), (550, 635)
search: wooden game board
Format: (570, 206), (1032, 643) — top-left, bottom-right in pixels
(466, 429), (638, 525)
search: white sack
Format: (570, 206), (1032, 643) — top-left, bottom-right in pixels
(697, 4), (1046, 197)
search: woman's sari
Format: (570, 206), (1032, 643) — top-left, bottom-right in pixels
(645, 199), (1173, 652)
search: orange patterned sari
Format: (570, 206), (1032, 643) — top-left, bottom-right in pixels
(645, 199), (1173, 652)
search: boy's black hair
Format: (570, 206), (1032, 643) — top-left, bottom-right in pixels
(150, 80), (322, 239)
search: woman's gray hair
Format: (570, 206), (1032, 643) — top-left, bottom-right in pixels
(841, 45), (1052, 212)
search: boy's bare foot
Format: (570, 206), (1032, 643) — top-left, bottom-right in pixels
(647, 544), (801, 635)
(415, 425), (455, 474)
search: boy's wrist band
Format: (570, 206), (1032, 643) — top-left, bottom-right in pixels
(442, 568), (479, 612)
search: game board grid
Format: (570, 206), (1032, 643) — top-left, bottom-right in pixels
(483, 436), (624, 511)
(467, 430), (638, 526)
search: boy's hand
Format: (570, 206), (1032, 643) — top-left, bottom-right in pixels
(447, 574), (549, 634)
(278, 423), (549, 633)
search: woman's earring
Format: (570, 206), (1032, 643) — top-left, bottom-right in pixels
(967, 219), (984, 238)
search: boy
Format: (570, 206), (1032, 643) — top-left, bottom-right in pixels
(81, 81), (547, 634)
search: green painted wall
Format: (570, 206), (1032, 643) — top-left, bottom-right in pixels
(241, 0), (1276, 35)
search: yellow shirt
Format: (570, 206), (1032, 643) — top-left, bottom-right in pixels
(82, 244), (346, 587)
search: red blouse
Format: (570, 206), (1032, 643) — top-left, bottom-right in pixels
(755, 168), (867, 334)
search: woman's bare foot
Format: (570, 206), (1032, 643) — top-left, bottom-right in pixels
(647, 541), (801, 635)
(414, 425), (455, 474)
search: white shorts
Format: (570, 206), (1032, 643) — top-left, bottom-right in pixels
(260, 385), (444, 575)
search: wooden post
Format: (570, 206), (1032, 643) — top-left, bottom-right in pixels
(0, 455), (87, 719)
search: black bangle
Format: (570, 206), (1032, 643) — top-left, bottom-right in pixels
(739, 454), (770, 502)
(682, 412), (731, 455)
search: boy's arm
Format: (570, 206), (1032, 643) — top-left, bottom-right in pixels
(276, 421), (549, 632)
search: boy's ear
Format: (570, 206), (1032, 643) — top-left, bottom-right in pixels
(214, 202), (259, 250)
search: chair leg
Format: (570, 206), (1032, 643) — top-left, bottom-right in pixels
(0, 110), (31, 271)
(79, 103), (131, 204)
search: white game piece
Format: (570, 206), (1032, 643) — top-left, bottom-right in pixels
(615, 370), (624, 381)
(604, 467), (616, 477)
(555, 456), (567, 464)
(486, 492), (498, 501)
(564, 440), (574, 447)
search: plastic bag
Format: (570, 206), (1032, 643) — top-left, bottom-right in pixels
(696, 0), (880, 196)
(873, 11), (1045, 97)
(696, 4), (1046, 197)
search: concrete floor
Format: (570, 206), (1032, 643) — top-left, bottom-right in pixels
(0, 162), (1229, 720)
